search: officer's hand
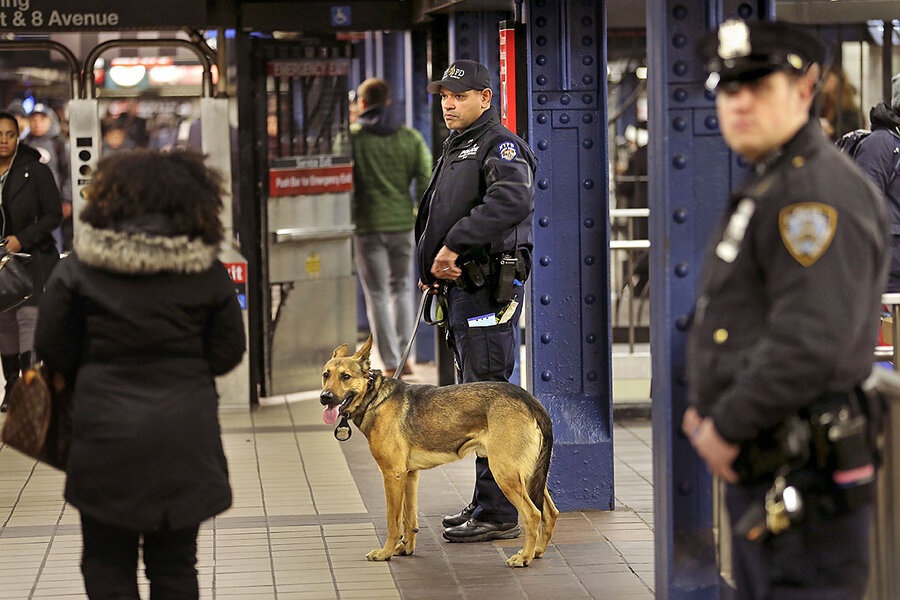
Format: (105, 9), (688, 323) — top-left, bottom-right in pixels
(682, 406), (702, 439)
(417, 280), (441, 294)
(689, 417), (739, 484)
(431, 246), (461, 281)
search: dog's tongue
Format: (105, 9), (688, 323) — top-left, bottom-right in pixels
(323, 405), (341, 425)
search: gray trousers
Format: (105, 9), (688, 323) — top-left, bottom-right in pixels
(353, 231), (415, 370)
(0, 306), (37, 355)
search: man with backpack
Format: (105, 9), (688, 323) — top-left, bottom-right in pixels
(848, 73), (900, 291)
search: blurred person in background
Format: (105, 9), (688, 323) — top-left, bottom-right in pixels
(818, 65), (862, 140)
(5, 102), (30, 140)
(101, 121), (135, 156)
(26, 103), (72, 252)
(351, 78), (432, 376)
(35, 148), (246, 599)
(0, 110), (62, 412)
(852, 72), (900, 292)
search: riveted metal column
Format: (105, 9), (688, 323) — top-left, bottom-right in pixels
(526, 0), (612, 511)
(447, 11), (508, 73)
(649, 1), (773, 598)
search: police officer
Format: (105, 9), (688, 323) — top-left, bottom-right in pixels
(683, 20), (887, 599)
(416, 59), (535, 543)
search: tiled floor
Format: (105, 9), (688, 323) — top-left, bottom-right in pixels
(0, 364), (654, 599)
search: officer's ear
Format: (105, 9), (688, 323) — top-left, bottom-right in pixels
(480, 88), (493, 108)
(799, 63), (821, 106)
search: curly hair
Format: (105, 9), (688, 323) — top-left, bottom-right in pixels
(81, 148), (225, 246)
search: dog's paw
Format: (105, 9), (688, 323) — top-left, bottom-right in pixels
(506, 551), (531, 568)
(393, 542), (414, 556)
(366, 549), (393, 561)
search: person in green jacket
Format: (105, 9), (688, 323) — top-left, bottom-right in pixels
(351, 78), (432, 376)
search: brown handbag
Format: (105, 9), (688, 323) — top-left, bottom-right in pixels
(1, 365), (71, 470)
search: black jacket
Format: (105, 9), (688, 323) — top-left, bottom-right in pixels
(687, 120), (888, 444)
(855, 104), (900, 291)
(415, 108), (535, 283)
(0, 143), (62, 305)
(35, 221), (246, 531)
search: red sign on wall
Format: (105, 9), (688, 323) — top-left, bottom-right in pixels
(268, 156), (353, 196)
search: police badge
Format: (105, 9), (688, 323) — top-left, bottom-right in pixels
(498, 141), (518, 162)
(779, 202), (838, 267)
(718, 20), (752, 60)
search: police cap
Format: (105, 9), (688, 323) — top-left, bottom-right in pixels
(698, 20), (824, 90)
(426, 60), (492, 94)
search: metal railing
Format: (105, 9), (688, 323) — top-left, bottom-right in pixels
(610, 207), (649, 352)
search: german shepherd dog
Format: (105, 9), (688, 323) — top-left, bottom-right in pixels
(320, 336), (558, 567)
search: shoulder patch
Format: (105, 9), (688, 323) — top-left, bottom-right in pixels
(497, 141), (518, 161)
(778, 202), (838, 267)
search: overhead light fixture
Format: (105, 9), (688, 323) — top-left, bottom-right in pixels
(108, 65), (146, 87)
(636, 66), (648, 80)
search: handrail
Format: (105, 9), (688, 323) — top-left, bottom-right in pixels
(610, 208), (650, 218)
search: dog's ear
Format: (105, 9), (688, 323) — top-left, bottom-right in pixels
(332, 343), (351, 359)
(353, 335), (373, 372)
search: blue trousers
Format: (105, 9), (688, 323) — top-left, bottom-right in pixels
(726, 480), (870, 600)
(446, 283), (523, 523)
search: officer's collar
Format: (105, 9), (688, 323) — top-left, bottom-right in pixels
(446, 107), (499, 145)
(751, 119), (819, 176)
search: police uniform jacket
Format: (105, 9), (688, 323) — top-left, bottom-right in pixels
(415, 107), (535, 284)
(0, 143), (62, 305)
(35, 220), (246, 531)
(687, 120), (889, 445)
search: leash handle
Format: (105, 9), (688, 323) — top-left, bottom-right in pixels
(394, 288), (430, 379)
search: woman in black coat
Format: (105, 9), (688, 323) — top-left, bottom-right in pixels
(35, 149), (246, 599)
(0, 111), (62, 411)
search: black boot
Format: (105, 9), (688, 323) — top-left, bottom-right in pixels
(1, 353), (21, 413)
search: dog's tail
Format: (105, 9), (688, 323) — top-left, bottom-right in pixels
(525, 395), (554, 513)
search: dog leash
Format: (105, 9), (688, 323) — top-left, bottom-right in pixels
(393, 288), (431, 379)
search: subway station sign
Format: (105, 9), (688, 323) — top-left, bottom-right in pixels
(0, 0), (206, 31)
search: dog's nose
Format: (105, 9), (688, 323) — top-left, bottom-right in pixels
(320, 390), (334, 405)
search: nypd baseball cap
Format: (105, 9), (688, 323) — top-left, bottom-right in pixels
(427, 60), (492, 94)
(698, 19), (824, 90)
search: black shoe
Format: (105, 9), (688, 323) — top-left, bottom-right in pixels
(442, 503), (477, 528)
(442, 519), (520, 543)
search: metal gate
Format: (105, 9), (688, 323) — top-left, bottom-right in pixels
(239, 40), (356, 396)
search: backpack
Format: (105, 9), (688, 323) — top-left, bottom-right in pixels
(837, 127), (900, 187)
(836, 128), (872, 158)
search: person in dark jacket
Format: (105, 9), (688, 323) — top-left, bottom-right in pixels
(0, 111), (62, 412)
(416, 60), (536, 543)
(686, 21), (887, 599)
(26, 103), (72, 252)
(34, 149), (246, 599)
(852, 72), (900, 292)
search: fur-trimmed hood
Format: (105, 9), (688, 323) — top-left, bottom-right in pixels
(75, 221), (219, 275)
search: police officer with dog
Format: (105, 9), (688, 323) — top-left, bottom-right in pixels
(683, 20), (887, 599)
(416, 59), (535, 543)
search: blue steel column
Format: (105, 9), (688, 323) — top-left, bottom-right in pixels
(649, 1), (773, 598)
(447, 11), (507, 73)
(526, 0), (613, 511)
